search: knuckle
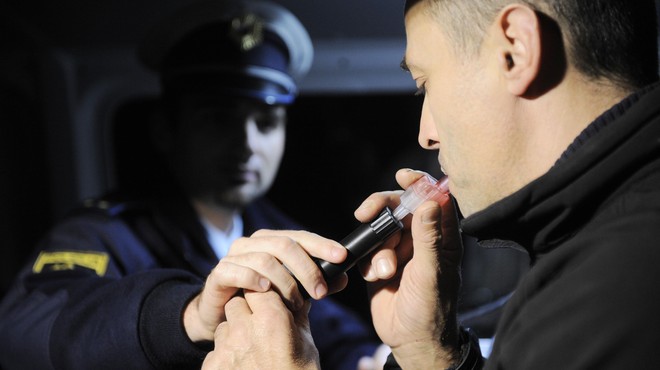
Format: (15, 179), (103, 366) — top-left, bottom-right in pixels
(226, 236), (249, 254)
(277, 236), (298, 254)
(280, 276), (299, 297)
(253, 252), (280, 271)
(214, 321), (228, 337)
(207, 262), (225, 283)
(250, 229), (272, 237)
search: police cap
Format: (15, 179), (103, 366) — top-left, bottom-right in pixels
(138, 0), (313, 105)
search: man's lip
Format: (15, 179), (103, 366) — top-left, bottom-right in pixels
(438, 176), (450, 194)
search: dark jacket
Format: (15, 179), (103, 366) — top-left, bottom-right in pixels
(386, 83), (660, 370)
(466, 83), (660, 369)
(0, 195), (378, 370)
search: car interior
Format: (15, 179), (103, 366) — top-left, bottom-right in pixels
(1, 0), (529, 337)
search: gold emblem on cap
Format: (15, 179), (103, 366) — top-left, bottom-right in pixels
(229, 13), (264, 52)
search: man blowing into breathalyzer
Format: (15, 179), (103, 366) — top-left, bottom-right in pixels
(200, 0), (660, 369)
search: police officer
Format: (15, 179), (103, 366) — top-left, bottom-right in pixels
(0, 1), (386, 369)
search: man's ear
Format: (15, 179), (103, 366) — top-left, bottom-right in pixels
(493, 4), (541, 96)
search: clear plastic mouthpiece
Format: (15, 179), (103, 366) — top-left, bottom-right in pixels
(392, 175), (450, 220)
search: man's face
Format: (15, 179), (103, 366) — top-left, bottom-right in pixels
(404, 3), (524, 216)
(171, 95), (286, 209)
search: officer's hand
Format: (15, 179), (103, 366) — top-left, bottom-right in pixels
(201, 290), (320, 370)
(184, 230), (348, 342)
(356, 169), (463, 369)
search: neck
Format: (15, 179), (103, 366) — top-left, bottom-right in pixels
(191, 199), (240, 232)
(517, 71), (631, 184)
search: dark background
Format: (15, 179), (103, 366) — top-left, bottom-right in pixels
(0, 0), (542, 331)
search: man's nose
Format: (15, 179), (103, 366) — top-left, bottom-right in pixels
(418, 98), (439, 150)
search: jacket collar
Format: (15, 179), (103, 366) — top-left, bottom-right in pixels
(460, 82), (660, 259)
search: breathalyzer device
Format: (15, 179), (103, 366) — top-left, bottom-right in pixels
(301, 174), (450, 298)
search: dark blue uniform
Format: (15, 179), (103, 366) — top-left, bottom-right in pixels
(0, 195), (378, 369)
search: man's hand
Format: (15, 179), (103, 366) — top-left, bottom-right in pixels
(184, 230), (349, 342)
(201, 290), (320, 370)
(357, 169), (463, 369)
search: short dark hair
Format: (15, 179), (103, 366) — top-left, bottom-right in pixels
(551, 1), (658, 89)
(403, 0), (659, 89)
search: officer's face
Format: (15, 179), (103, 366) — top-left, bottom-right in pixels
(171, 94), (286, 209)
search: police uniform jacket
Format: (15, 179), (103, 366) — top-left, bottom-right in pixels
(0, 194), (378, 370)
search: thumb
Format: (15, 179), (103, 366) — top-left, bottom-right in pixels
(409, 197), (462, 339)
(410, 201), (445, 271)
(410, 196), (462, 282)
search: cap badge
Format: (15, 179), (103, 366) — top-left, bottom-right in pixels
(229, 13), (264, 52)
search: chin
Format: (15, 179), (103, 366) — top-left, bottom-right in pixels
(216, 188), (263, 208)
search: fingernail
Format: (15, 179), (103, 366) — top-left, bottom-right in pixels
(331, 245), (345, 260)
(363, 267), (376, 281)
(259, 278), (270, 291)
(422, 206), (441, 224)
(315, 283), (327, 298)
(376, 259), (392, 277)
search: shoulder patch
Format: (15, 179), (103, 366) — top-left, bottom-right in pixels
(33, 251), (110, 277)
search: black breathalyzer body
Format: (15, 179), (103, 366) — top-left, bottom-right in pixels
(317, 207), (403, 279)
(296, 174), (449, 299)
(299, 207), (403, 299)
